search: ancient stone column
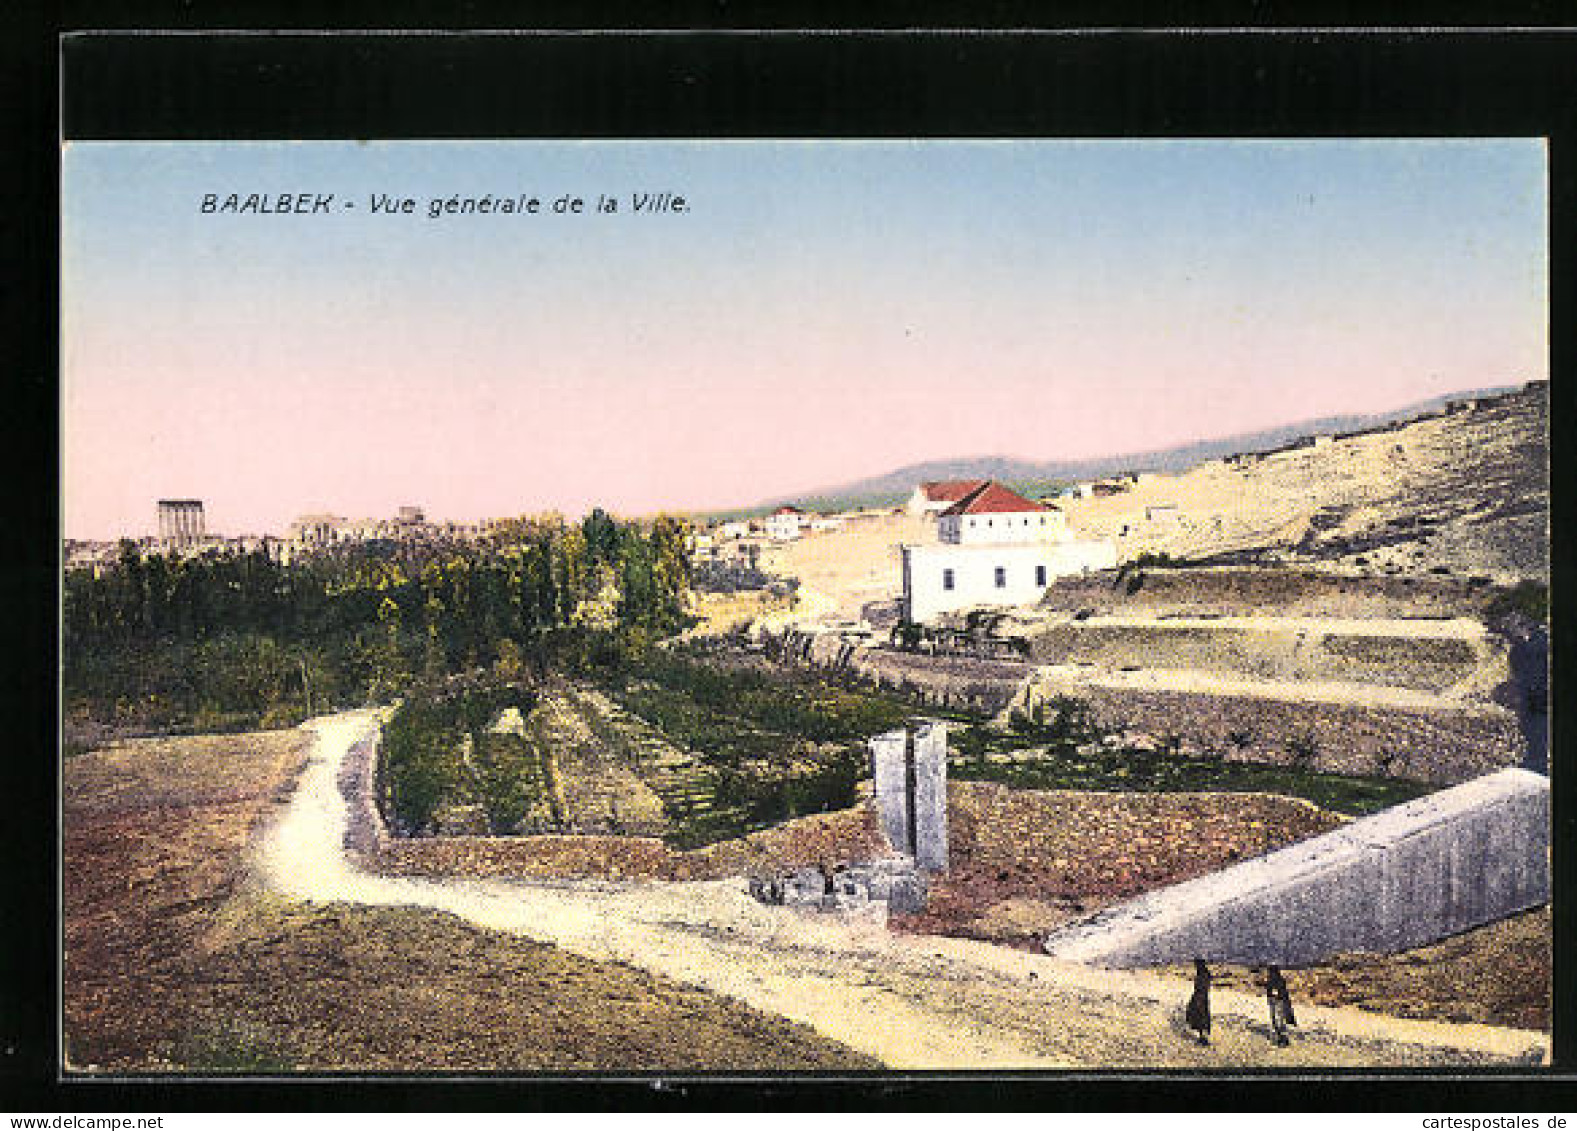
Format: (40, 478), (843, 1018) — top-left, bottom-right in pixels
(912, 720), (950, 874)
(869, 721), (950, 873)
(870, 727), (911, 854)
(158, 499), (205, 548)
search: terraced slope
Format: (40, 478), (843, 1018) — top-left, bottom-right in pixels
(522, 690), (668, 836)
(1060, 383), (1548, 581)
(562, 686), (740, 842)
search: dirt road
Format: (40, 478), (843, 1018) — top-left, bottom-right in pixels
(256, 710), (1549, 1070)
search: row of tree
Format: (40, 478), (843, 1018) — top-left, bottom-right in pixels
(63, 510), (692, 734)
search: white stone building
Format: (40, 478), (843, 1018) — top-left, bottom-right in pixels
(936, 482), (1069, 545)
(765, 505), (806, 541)
(900, 481), (1117, 623)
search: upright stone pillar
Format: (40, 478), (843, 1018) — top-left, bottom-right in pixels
(911, 720), (950, 874)
(868, 721), (950, 874)
(870, 728), (911, 854)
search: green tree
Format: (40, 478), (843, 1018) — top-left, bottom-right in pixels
(372, 596), (410, 700)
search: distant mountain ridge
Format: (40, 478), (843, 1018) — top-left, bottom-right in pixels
(717, 383), (1522, 518)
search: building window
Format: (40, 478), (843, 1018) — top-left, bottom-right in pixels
(994, 566), (1006, 588)
(1036, 565), (1047, 586)
(943, 568), (955, 591)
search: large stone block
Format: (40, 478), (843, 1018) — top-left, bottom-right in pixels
(870, 728), (911, 853)
(912, 720), (949, 873)
(1043, 767), (1550, 968)
(868, 721), (951, 873)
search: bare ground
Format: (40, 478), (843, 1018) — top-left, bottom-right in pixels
(1151, 905), (1551, 1037)
(62, 727), (875, 1072)
(895, 781), (1346, 947)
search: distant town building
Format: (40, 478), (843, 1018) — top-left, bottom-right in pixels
(290, 513), (348, 546)
(766, 505), (806, 541)
(157, 499), (206, 548)
(900, 480), (1117, 623)
(63, 539), (121, 573)
(284, 504), (453, 553)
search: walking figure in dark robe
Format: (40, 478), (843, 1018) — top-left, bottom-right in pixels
(1266, 965), (1296, 1046)
(1185, 959), (1212, 1046)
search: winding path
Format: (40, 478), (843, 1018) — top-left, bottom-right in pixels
(255, 709), (1550, 1070)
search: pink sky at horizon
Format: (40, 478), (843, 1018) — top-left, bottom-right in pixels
(63, 328), (1532, 539)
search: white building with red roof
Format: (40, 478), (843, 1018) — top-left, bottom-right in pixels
(900, 480), (1116, 622)
(765, 505), (807, 541)
(906, 479), (989, 518)
(936, 480), (1069, 544)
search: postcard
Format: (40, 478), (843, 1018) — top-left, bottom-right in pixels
(59, 113), (1551, 1077)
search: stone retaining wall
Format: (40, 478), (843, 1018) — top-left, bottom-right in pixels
(334, 716), (894, 881)
(1025, 619), (1496, 694)
(337, 733), (389, 856)
(766, 628), (1032, 714)
(1014, 675), (1522, 786)
(1037, 567), (1489, 620)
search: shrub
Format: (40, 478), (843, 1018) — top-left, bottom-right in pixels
(175, 1017), (295, 1073)
(474, 732), (545, 834)
(951, 723), (993, 764)
(1009, 695), (1099, 751)
(1488, 580), (1548, 623)
(259, 702), (306, 730)
(379, 682), (538, 835)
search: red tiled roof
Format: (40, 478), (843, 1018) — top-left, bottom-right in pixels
(773, 505), (804, 515)
(918, 479), (990, 503)
(940, 480), (1049, 516)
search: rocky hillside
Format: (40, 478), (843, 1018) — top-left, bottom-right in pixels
(1059, 382), (1548, 582)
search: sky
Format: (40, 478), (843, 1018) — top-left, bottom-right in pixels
(62, 139), (1547, 540)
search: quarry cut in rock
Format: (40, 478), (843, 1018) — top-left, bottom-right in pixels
(1041, 767), (1550, 969)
